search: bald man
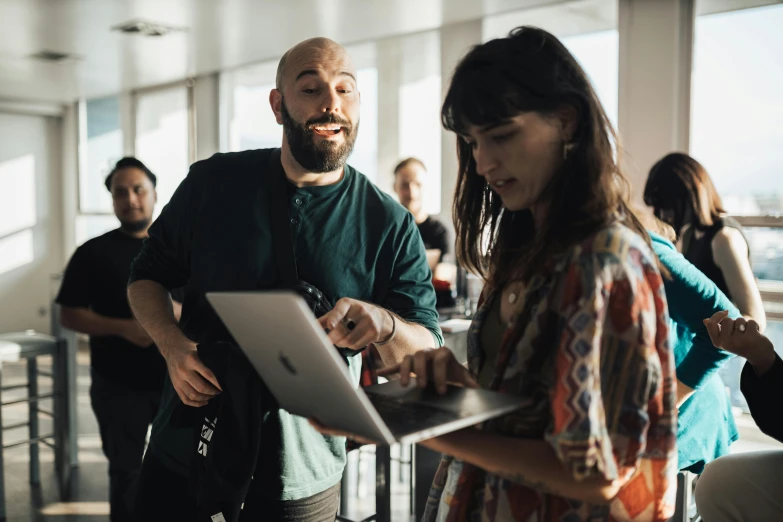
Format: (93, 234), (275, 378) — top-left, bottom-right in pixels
(128, 38), (441, 521)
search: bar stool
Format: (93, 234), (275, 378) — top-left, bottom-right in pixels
(0, 331), (69, 521)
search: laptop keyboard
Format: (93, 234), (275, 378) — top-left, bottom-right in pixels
(367, 392), (464, 436)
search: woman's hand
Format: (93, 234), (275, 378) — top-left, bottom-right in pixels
(704, 310), (776, 375)
(377, 346), (479, 394)
(309, 347), (478, 445)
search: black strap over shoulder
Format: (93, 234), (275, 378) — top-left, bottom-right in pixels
(264, 149), (363, 359)
(267, 149), (299, 289)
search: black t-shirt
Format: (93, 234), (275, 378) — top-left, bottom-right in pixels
(56, 228), (167, 391)
(682, 216), (749, 301)
(417, 216), (450, 262)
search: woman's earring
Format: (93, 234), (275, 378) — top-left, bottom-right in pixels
(562, 142), (575, 160)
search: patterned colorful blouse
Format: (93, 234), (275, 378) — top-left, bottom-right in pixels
(423, 223), (678, 522)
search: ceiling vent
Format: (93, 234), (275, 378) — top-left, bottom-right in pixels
(111, 19), (185, 37)
(29, 50), (77, 62)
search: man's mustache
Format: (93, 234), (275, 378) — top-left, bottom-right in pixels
(306, 114), (352, 129)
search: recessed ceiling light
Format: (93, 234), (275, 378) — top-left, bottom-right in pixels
(111, 19), (186, 37)
(28, 50), (79, 62)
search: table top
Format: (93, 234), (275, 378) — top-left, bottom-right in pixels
(0, 331), (59, 362)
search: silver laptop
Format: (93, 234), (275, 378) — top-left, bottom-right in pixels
(206, 291), (524, 445)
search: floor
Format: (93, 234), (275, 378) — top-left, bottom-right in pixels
(1, 349), (780, 522)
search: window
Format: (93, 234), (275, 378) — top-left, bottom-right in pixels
(561, 30), (618, 128)
(398, 31), (442, 214)
(135, 85), (190, 217)
(0, 154), (36, 274)
(483, 0), (619, 128)
(691, 4), (783, 282)
(692, 3), (783, 408)
(744, 227), (783, 282)
(220, 43), (379, 183)
(221, 60), (280, 152)
(691, 4), (783, 217)
(76, 86), (193, 246)
(348, 65), (379, 183)
(75, 96), (124, 245)
(79, 97), (123, 214)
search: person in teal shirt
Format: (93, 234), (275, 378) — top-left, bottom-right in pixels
(650, 231), (740, 472)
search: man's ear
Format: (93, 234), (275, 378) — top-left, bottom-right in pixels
(270, 89), (284, 125)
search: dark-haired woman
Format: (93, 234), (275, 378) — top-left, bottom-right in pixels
(644, 153), (765, 330)
(387, 26), (676, 522)
(644, 152), (765, 405)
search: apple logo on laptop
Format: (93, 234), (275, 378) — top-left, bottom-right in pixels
(279, 352), (297, 375)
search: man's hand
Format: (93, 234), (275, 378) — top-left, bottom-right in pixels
(307, 418), (379, 446)
(162, 338), (222, 407)
(377, 346), (478, 395)
(120, 320), (154, 348)
(704, 310), (776, 375)
(317, 298), (393, 350)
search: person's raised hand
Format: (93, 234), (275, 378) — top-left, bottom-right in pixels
(704, 310), (775, 374)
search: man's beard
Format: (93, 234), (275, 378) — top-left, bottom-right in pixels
(119, 217), (150, 234)
(281, 99), (358, 173)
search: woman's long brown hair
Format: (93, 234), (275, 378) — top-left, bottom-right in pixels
(443, 26), (651, 289)
(644, 152), (726, 236)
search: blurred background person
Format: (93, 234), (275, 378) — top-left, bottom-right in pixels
(644, 152), (765, 328)
(56, 157), (181, 522)
(393, 158), (454, 282)
(644, 152), (766, 410)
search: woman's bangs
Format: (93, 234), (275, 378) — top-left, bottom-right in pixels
(442, 66), (523, 136)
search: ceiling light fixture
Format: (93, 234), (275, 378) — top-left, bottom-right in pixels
(28, 50), (78, 62)
(111, 19), (185, 37)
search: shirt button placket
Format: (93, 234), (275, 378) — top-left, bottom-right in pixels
(290, 195), (306, 236)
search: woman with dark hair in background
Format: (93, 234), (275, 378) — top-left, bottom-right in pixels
(644, 152), (765, 404)
(381, 26), (677, 522)
(644, 153), (765, 329)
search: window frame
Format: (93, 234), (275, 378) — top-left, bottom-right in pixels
(75, 80), (197, 244)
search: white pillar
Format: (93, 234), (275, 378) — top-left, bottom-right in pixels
(60, 103), (78, 259)
(193, 73), (220, 161)
(119, 93), (135, 156)
(375, 38), (402, 195)
(439, 21), (482, 231)
(618, 0), (695, 200)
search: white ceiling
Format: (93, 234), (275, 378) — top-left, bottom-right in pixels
(0, 0), (581, 104)
(2, 0), (777, 105)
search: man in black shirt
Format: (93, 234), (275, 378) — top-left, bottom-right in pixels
(393, 158), (451, 277)
(56, 157), (180, 522)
